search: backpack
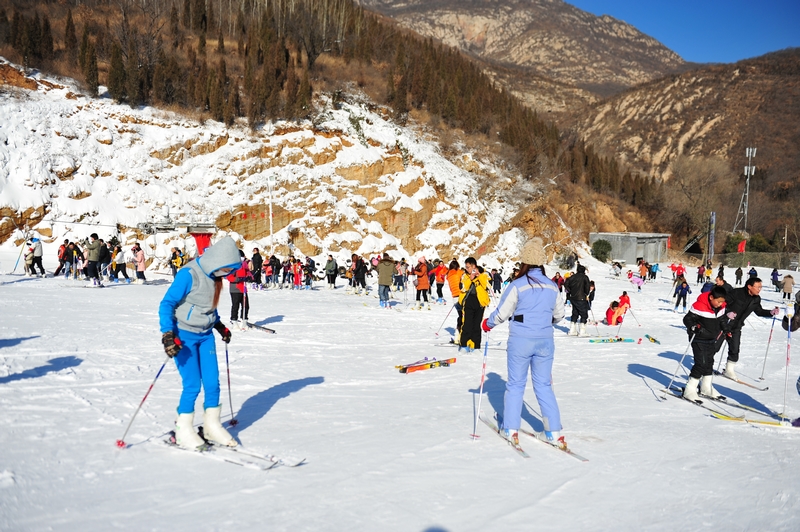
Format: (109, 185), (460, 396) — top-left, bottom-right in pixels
(782, 312), (800, 332)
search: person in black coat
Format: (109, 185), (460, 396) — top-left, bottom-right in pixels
(564, 265), (591, 336)
(721, 277), (780, 380)
(682, 286), (732, 401)
(251, 248), (263, 287)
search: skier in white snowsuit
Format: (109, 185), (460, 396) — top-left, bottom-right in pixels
(482, 237), (567, 449)
(158, 236), (242, 450)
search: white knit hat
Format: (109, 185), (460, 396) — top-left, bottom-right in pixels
(519, 237), (546, 266)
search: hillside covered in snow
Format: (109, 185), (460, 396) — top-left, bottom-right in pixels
(0, 58), (651, 268)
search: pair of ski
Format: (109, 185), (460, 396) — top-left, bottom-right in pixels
(663, 386), (780, 419)
(589, 337), (635, 343)
(395, 357), (456, 374)
(233, 321), (276, 334)
(478, 413), (588, 462)
(709, 411), (799, 428)
(162, 431), (305, 470)
(712, 370), (768, 391)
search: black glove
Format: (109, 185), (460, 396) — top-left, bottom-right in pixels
(214, 322), (232, 343)
(162, 332), (182, 358)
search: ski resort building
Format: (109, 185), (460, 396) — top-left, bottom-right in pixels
(588, 232), (671, 265)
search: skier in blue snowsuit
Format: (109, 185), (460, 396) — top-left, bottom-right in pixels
(158, 236), (242, 450)
(481, 237), (567, 449)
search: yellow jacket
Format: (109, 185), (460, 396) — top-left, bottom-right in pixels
(459, 272), (491, 307)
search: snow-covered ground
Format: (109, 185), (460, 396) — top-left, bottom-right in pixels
(1, 250), (799, 531)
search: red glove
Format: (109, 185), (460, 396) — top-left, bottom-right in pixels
(481, 318), (492, 333)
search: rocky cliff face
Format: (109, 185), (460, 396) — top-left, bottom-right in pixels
(573, 49), (800, 186)
(0, 58), (644, 267)
(358, 0), (688, 120)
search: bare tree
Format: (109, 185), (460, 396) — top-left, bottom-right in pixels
(661, 155), (738, 237)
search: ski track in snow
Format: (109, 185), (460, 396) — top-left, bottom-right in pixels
(1, 250), (800, 530)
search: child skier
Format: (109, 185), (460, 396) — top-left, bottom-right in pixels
(674, 281), (692, 313)
(681, 286), (731, 401)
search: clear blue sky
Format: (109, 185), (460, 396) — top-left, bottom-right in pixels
(568, 0), (800, 63)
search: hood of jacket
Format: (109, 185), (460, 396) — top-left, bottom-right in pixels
(197, 236), (242, 277)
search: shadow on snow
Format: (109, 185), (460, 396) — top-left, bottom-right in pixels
(468, 371), (545, 432)
(229, 376), (324, 434)
(0, 355), (82, 384)
(0, 335), (40, 349)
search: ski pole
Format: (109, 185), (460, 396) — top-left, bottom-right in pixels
(470, 336), (490, 440)
(589, 308), (600, 336)
(615, 309), (627, 337)
(11, 233), (27, 274)
(782, 306), (793, 422)
(116, 355), (171, 448)
(224, 343), (238, 426)
(434, 303), (457, 337)
(759, 315), (778, 380)
(664, 333), (698, 394)
(628, 307), (641, 327)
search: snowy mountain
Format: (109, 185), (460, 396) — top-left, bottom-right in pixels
(0, 57), (552, 269)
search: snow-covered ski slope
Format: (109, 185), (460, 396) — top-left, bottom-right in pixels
(1, 251), (799, 530)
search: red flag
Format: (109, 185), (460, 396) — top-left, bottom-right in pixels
(737, 240), (746, 253)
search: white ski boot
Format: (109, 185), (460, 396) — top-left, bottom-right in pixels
(700, 375), (724, 399)
(568, 322), (578, 336)
(682, 377), (700, 402)
(539, 430), (568, 450)
(202, 406), (237, 447)
(578, 323), (588, 337)
(503, 428), (519, 446)
(723, 361), (737, 381)
(174, 412), (205, 450)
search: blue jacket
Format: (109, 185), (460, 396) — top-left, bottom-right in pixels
(487, 269), (564, 338)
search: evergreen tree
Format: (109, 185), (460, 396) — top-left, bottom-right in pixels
(284, 66), (299, 117)
(85, 42), (99, 96)
(295, 70), (311, 117)
(41, 14), (53, 60)
(64, 10), (77, 64)
(107, 41), (126, 102)
(125, 40), (140, 107)
(182, 0), (191, 30)
(170, 5), (180, 49)
(0, 10), (8, 46)
(207, 2), (215, 35)
(192, 0), (205, 32)
(10, 11), (22, 49)
(78, 25), (90, 73)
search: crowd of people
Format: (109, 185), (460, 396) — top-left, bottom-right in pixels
(19, 231), (800, 447)
(24, 235), (147, 285)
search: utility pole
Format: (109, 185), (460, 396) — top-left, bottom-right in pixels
(733, 147), (756, 235)
(268, 175), (276, 255)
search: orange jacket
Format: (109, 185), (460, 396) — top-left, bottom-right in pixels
(414, 262), (430, 290)
(446, 268), (462, 297)
(432, 264), (447, 284)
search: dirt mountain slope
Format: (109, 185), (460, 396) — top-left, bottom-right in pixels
(574, 49), (800, 189)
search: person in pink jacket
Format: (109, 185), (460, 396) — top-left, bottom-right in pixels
(131, 243), (146, 283)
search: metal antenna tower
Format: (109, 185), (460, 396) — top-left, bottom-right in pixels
(732, 147), (756, 234)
